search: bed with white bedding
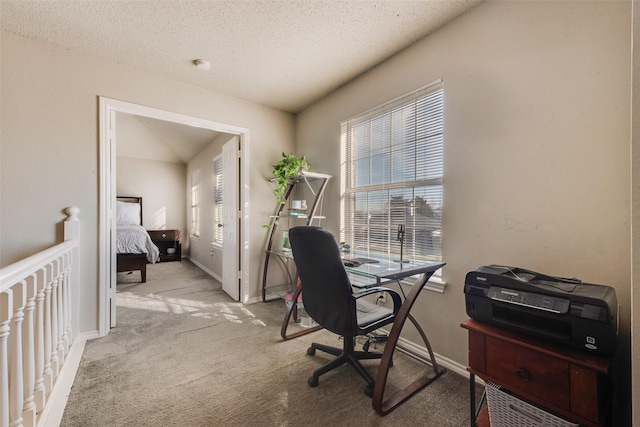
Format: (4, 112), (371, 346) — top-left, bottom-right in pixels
(116, 197), (160, 282)
(116, 223), (160, 263)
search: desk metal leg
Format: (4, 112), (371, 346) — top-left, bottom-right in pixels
(280, 282), (323, 340)
(469, 374), (487, 427)
(371, 270), (446, 416)
(470, 373), (476, 427)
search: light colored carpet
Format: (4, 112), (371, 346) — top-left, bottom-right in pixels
(61, 260), (479, 426)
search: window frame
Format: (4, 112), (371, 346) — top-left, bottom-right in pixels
(212, 154), (223, 246)
(190, 169), (200, 238)
(340, 80), (444, 281)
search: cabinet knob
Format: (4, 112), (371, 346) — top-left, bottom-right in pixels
(162, 233), (167, 238)
(516, 367), (531, 382)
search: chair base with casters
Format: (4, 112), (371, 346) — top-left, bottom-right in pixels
(305, 298), (398, 396)
(307, 335), (390, 396)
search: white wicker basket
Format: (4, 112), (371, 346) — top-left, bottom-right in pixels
(485, 382), (579, 427)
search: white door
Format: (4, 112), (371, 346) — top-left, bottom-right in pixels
(221, 137), (239, 300)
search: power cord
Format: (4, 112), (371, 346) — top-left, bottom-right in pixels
(361, 332), (388, 352)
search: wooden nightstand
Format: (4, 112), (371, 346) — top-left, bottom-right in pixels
(148, 230), (182, 262)
(461, 319), (611, 427)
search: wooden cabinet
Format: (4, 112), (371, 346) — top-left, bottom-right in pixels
(461, 319), (611, 427)
(148, 230), (182, 262)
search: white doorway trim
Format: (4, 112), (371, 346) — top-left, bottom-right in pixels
(98, 96), (251, 336)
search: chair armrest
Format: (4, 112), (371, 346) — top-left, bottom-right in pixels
(353, 287), (402, 314)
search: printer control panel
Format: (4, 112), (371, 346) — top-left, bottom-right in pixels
(488, 286), (570, 314)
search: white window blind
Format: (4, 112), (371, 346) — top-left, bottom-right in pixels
(190, 170), (200, 238)
(340, 80), (443, 263)
(213, 155), (223, 245)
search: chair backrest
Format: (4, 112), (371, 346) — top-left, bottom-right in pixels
(288, 226), (357, 336)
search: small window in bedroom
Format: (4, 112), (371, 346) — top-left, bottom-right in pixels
(191, 169), (200, 238)
(213, 155), (223, 245)
(340, 80), (444, 274)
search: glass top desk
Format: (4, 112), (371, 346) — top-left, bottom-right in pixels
(270, 249), (446, 416)
(345, 256), (446, 416)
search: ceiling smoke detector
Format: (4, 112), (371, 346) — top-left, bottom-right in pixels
(193, 59), (210, 71)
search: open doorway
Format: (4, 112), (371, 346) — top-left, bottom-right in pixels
(98, 97), (250, 336)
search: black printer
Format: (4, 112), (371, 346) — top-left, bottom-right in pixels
(464, 265), (618, 355)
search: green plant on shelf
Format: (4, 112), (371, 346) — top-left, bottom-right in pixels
(272, 152), (311, 205)
(262, 152), (312, 229)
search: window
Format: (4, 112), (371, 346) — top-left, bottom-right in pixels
(340, 80), (443, 267)
(213, 155), (223, 245)
(190, 170), (200, 238)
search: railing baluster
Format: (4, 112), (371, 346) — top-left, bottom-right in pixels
(9, 282), (25, 427)
(48, 264), (59, 379)
(54, 258), (65, 368)
(32, 270), (45, 413)
(0, 291), (13, 427)
(41, 266), (52, 394)
(61, 255), (70, 354)
(21, 276), (36, 427)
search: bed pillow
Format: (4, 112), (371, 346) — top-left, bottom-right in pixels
(116, 201), (141, 225)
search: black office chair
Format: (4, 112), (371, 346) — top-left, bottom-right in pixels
(288, 226), (402, 396)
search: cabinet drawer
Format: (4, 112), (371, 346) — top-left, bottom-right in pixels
(148, 230), (181, 241)
(485, 335), (570, 410)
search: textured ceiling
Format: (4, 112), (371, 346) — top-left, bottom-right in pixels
(1, 0), (481, 113)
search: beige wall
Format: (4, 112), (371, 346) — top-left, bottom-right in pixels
(1, 30), (296, 334)
(297, 1), (632, 424)
(116, 156), (187, 233)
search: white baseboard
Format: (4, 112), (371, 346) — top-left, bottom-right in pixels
(78, 330), (100, 341)
(245, 296), (264, 304)
(187, 257), (222, 282)
(39, 339), (86, 427)
(394, 335), (470, 378)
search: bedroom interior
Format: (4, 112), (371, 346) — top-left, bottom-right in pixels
(112, 103), (247, 302)
(1, 1), (638, 426)
(114, 112), (236, 287)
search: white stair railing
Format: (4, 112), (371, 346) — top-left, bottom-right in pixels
(0, 207), (80, 427)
